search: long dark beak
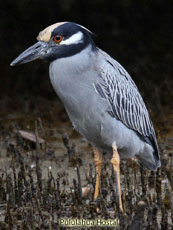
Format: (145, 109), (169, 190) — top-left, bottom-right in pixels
(10, 41), (48, 66)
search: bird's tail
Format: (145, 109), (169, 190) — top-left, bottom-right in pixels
(139, 133), (161, 171)
(139, 156), (161, 171)
(137, 147), (161, 171)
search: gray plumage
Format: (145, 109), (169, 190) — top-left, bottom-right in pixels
(95, 50), (156, 142)
(50, 45), (160, 170)
(10, 22), (161, 171)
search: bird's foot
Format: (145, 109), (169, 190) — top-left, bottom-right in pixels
(93, 148), (103, 200)
(111, 143), (123, 212)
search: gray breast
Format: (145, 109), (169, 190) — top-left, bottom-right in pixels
(49, 46), (109, 142)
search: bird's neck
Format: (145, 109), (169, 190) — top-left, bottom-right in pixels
(49, 44), (97, 104)
(50, 44), (96, 76)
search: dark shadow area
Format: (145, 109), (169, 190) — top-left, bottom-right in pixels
(1, 0), (172, 111)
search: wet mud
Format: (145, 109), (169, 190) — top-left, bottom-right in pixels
(0, 96), (172, 229)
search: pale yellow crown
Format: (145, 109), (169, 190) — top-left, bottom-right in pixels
(37, 22), (67, 42)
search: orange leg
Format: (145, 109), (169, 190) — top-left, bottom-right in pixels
(93, 148), (103, 200)
(111, 143), (123, 212)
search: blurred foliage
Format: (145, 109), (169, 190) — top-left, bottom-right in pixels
(0, 0), (172, 112)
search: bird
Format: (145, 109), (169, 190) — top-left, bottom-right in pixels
(11, 21), (161, 211)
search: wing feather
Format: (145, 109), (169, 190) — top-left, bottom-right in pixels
(96, 56), (151, 136)
(95, 49), (160, 162)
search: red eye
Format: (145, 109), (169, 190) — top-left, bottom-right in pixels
(53, 35), (63, 43)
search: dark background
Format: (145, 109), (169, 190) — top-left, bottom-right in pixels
(1, 0), (173, 120)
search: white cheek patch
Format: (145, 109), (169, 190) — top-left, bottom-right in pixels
(60, 31), (83, 45)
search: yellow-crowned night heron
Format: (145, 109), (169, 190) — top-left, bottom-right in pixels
(11, 22), (161, 211)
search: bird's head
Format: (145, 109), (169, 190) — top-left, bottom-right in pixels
(10, 22), (95, 66)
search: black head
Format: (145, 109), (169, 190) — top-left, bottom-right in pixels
(11, 22), (96, 66)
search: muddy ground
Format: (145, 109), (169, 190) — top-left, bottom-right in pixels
(0, 94), (172, 230)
